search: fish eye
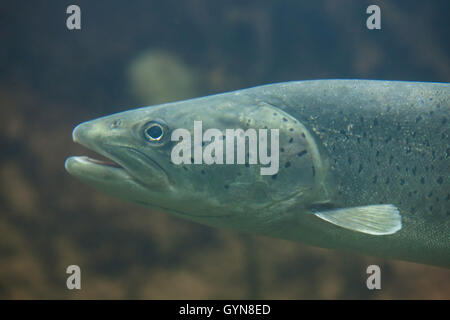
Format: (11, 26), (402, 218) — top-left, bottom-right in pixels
(144, 122), (165, 142)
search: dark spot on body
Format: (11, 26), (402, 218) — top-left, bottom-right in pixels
(289, 128), (294, 132)
(282, 117), (288, 122)
(297, 150), (307, 157)
(301, 133), (306, 138)
(289, 137), (293, 143)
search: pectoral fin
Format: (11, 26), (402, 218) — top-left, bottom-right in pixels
(313, 204), (402, 235)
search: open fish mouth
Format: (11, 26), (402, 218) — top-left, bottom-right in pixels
(76, 155), (123, 169)
(65, 120), (170, 190)
(64, 121), (134, 180)
(67, 133), (125, 170)
(64, 154), (130, 179)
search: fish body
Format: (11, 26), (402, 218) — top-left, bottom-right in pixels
(65, 80), (450, 267)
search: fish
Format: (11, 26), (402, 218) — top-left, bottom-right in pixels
(65, 79), (450, 268)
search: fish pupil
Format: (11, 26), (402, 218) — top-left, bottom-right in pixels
(146, 124), (163, 140)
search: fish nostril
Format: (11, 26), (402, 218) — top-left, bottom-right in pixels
(110, 119), (122, 129)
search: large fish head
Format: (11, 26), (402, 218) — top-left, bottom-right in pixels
(65, 92), (329, 227)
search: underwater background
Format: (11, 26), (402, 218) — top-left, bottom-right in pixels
(0, 0), (449, 299)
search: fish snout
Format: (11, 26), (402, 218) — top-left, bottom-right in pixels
(72, 120), (99, 149)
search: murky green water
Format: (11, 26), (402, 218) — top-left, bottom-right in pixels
(0, 1), (449, 299)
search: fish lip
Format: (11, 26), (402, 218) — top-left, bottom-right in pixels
(71, 142), (169, 186)
(110, 145), (168, 178)
(79, 155), (124, 169)
(65, 155), (123, 169)
(71, 138), (126, 171)
(64, 155), (133, 183)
